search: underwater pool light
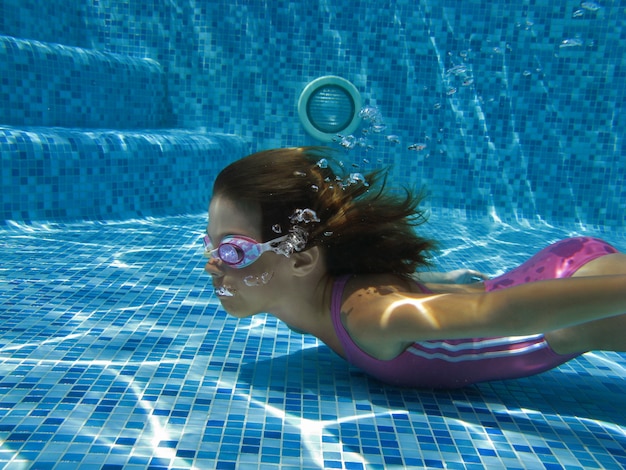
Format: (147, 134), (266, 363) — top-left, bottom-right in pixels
(298, 76), (362, 142)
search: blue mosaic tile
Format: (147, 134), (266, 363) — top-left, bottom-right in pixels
(0, 126), (246, 222)
(0, 214), (620, 468)
(0, 0), (625, 468)
(1, 0), (625, 227)
(0, 35), (169, 129)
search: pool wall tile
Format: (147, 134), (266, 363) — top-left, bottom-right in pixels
(0, 0), (624, 227)
(0, 1), (624, 469)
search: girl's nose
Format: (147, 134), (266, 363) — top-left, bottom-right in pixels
(204, 258), (224, 276)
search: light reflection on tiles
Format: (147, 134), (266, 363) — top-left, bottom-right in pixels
(0, 213), (624, 469)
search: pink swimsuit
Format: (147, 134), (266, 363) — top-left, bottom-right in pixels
(330, 237), (619, 388)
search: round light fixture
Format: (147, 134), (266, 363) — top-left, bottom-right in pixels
(297, 76), (362, 142)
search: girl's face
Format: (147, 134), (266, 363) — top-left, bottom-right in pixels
(204, 194), (290, 318)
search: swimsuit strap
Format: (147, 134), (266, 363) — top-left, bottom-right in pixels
(330, 275), (352, 342)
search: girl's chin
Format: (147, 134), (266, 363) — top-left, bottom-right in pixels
(220, 303), (255, 319)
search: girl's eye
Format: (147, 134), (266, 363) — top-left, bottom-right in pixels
(219, 244), (244, 264)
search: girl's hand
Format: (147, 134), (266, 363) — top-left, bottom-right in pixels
(414, 269), (489, 284)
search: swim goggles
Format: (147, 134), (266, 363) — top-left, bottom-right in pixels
(203, 234), (289, 268)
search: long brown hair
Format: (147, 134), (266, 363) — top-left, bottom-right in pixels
(212, 147), (436, 276)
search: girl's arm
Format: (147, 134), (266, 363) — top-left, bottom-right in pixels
(348, 275), (626, 345)
(413, 269), (488, 284)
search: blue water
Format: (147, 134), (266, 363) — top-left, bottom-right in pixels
(0, 212), (624, 469)
(1, 0), (625, 468)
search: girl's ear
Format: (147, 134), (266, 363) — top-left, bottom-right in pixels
(290, 246), (323, 277)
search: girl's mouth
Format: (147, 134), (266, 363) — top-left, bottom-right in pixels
(215, 285), (235, 297)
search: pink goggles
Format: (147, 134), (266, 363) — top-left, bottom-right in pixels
(203, 234), (288, 268)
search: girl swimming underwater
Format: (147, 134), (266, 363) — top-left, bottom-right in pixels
(204, 147), (626, 388)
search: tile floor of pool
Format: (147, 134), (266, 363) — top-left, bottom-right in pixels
(0, 212), (624, 469)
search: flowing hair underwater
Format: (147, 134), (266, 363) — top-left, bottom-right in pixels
(212, 147), (437, 276)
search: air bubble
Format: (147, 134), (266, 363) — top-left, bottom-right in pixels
(560, 38), (583, 48)
(356, 137), (371, 148)
(272, 224), (282, 234)
(274, 226), (309, 257)
(408, 143), (427, 152)
(359, 105), (382, 122)
(290, 208), (320, 224)
(316, 158), (329, 169)
(273, 243), (292, 258)
(215, 286), (234, 297)
(337, 135), (356, 149)
(243, 271), (274, 287)
(345, 173), (369, 187)
(446, 65), (468, 76)
(580, 1), (601, 11)
(243, 276), (260, 287)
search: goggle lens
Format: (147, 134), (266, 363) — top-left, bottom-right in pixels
(218, 244), (245, 265)
(203, 234), (288, 268)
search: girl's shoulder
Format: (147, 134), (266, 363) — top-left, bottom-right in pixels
(338, 274), (429, 360)
(344, 273), (427, 296)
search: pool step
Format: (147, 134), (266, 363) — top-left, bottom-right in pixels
(0, 35), (171, 129)
(0, 35), (246, 222)
(0, 126), (246, 222)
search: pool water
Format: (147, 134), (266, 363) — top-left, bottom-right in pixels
(1, 0), (625, 468)
(1, 212), (624, 469)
